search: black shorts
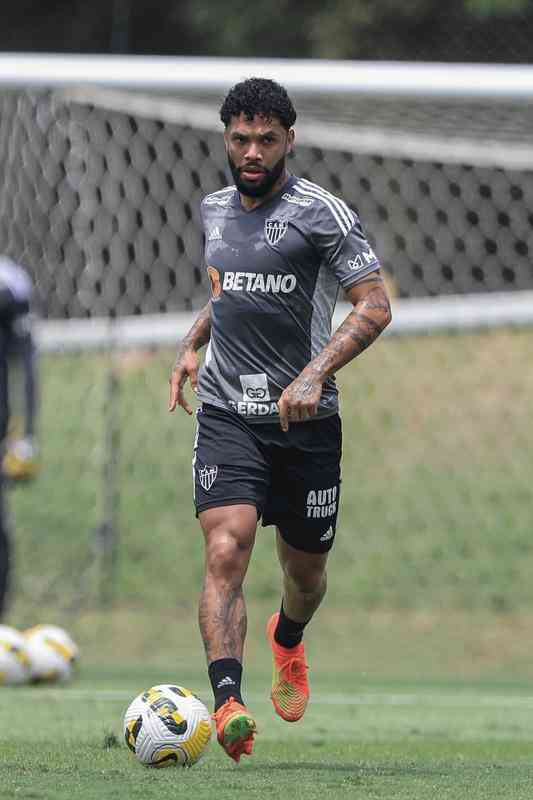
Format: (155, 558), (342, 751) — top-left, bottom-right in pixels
(193, 404), (342, 554)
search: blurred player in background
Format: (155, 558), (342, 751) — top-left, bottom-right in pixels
(0, 319), (8, 617)
(0, 255), (40, 617)
(0, 256), (39, 482)
(169, 78), (391, 762)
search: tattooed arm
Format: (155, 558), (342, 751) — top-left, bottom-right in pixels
(278, 272), (391, 431)
(168, 302), (212, 415)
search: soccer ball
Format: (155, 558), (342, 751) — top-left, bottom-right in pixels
(124, 684), (212, 767)
(0, 625), (30, 685)
(24, 624), (79, 683)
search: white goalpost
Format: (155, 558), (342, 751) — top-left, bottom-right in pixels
(1, 53), (533, 98)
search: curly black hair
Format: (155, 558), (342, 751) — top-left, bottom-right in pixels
(220, 77), (297, 130)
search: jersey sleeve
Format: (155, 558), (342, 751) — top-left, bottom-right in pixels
(199, 198), (207, 233)
(309, 199), (381, 289)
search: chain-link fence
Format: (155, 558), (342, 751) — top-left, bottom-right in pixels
(1, 90), (533, 320)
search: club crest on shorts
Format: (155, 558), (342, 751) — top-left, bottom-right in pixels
(265, 219), (288, 246)
(198, 464), (218, 492)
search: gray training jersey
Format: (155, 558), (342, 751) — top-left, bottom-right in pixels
(197, 175), (381, 423)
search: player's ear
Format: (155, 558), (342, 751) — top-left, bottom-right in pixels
(286, 128), (295, 155)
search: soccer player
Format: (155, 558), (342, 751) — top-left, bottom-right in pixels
(0, 256), (39, 482)
(0, 256), (37, 616)
(0, 256), (41, 617)
(168, 78), (391, 762)
(0, 322), (8, 617)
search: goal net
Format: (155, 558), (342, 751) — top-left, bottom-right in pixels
(1, 56), (532, 618)
(2, 74), (533, 320)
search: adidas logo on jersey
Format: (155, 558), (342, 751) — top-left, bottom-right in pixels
(320, 526), (334, 542)
(208, 226), (222, 241)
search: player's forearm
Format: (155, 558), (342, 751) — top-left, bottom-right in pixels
(306, 285), (391, 381)
(178, 302), (212, 354)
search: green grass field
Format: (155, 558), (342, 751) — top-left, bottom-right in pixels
(2, 668), (533, 799)
(2, 327), (533, 798)
(8, 326), (533, 619)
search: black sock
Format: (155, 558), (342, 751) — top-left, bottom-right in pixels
(274, 603), (309, 649)
(208, 658), (244, 711)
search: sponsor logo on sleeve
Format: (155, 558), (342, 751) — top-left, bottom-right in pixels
(348, 247), (378, 270)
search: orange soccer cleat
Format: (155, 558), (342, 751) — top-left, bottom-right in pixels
(212, 697), (257, 763)
(266, 612), (310, 722)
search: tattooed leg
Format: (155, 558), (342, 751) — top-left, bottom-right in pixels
(198, 504), (257, 662)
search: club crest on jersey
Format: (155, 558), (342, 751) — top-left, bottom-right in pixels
(198, 465), (218, 491)
(265, 219), (287, 246)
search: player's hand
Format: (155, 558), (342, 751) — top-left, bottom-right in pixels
(277, 372), (323, 432)
(168, 349), (200, 415)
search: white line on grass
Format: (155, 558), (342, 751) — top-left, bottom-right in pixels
(7, 689), (533, 709)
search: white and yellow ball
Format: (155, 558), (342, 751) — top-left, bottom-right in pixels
(124, 684), (212, 767)
(24, 625), (79, 683)
(0, 625), (30, 685)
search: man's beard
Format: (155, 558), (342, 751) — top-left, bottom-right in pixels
(228, 154), (286, 198)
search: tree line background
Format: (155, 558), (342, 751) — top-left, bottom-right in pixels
(2, 0), (532, 61)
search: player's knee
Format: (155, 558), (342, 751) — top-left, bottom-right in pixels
(205, 528), (253, 582)
(286, 561), (327, 596)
